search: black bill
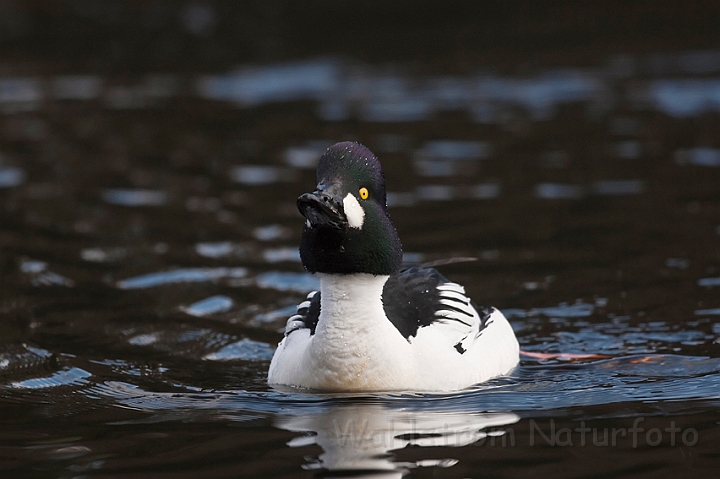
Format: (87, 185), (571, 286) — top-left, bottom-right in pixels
(297, 192), (347, 229)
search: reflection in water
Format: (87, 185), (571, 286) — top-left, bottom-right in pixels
(413, 141), (490, 177)
(19, 259), (75, 287)
(196, 59), (339, 106)
(284, 142), (333, 168)
(0, 166), (25, 187)
(230, 165), (296, 185)
(534, 183), (585, 199)
(674, 147), (720, 167)
(649, 79), (720, 117)
(102, 188), (168, 207)
(195, 241), (246, 258)
(203, 338), (275, 361)
(116, 267), (248, 289)
(254, 271), (320, 292)
(253, 224), (291, 241)
(262, 247), (301, 263)
(80, 247), (128, 263)
(5, 54), (720, 122)
(276, 403), (519, 476)
(10, 367), (91, 389)
(181, 295), (235, 317)
(592, 180), (644, 196)
(698, 277), (720, 287)
(504, 301), (595, 319)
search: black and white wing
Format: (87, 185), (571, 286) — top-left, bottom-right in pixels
(284, 290), (321, 336)
(382, 267), (494, 353)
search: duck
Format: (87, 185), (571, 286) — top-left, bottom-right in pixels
(268, 141), (519, 391)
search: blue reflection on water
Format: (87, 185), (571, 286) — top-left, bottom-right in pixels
(197, 59), (339, 106)
(5, 55), (720, 123)
(10, 367), (92, 389)
(675, 147), (720, 167)
(0, 78), (42, 112)
(649, 79), (720, 117)
(534, 183), (585, 199)
(195, 241), (245, 258)
(117, 267), (248, 289)
(203, 339), (275, 361)
(230, 165), (295, 185)
(262, 247), (301, 263)
(0, 166), (25, 187)
(698, 277), (720, 287)
(255, 271), (320, 292)
(507, 302), (597, 319)
(283, 142), (331, 168)
(102, 189), (168, 207)
(182, 295), (235, 317)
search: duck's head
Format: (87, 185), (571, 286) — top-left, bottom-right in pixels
(298, 142), (403, 275)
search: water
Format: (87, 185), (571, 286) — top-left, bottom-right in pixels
(2, 3), (720, 477)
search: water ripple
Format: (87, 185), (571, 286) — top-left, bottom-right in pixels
(76, 354), (720, 419)
(9, 367), (92, 389)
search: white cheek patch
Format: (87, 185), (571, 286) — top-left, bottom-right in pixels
(343, 193), (365, 229)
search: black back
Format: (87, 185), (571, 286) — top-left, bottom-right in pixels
(382, 267), (449, 338)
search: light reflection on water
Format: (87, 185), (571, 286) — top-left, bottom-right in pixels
(4, 53), (720, 122)
(276, 406), (518, 473)
(181, 295), (235, 317)
(116, 267), (249, 289)
(0, 166), (25, 187)
(102, 188), (169, 207)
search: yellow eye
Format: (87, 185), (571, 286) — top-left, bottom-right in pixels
(359, 187), (369, 200)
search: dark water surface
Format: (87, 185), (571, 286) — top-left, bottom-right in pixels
(2, 3), (720, 478)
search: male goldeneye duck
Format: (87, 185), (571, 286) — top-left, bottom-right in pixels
(268, 141), (519, 391)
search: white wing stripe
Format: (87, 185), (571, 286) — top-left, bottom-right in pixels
(438, 290), (470, 304)
(284, 316), (306, 335)
(437, 283), (466, 294)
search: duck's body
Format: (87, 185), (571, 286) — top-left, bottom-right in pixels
(268, 272), (518, 391)
(268, 142), (519, 392)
